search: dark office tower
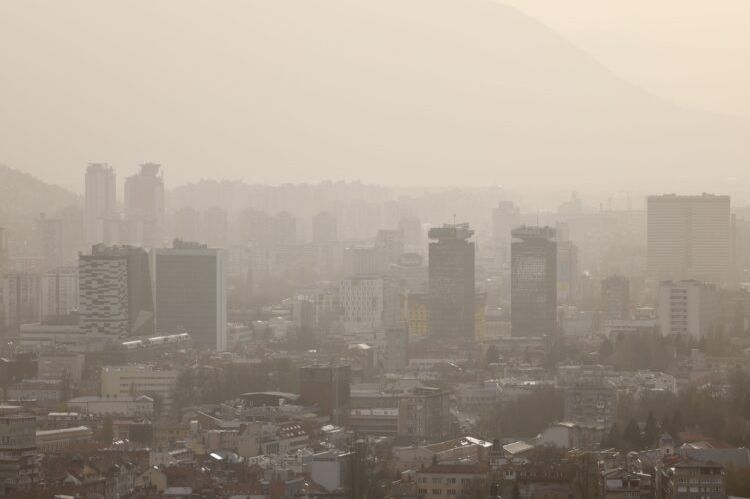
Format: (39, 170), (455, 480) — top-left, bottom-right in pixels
(601, 275), (630, 321)
(203, 206), (229, 249)
(299, 364), (351, 425)
(84, 163), (117, 249)
(173, 206), (201, 243)
(647, 194), (731, 284)
(398, 216), (422, 251)
(312, 211), (338, 244)
(376, 229), (405, 265)
(428, 223), (476, 341)
(0, 227), (8, 272)
(36, 214), (64, 272)
(273, 211), (297, 246)
(79, 245), (155, 336)
(511, 226), (557, 337)
(153, 240), (227, 351)
(124, 163), (165, 248)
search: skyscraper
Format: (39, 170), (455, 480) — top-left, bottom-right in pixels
(299, 364), (351, 425)
(152, 240), (227, 351)
(124, 163), (165, 248)
(79, 245), (154, 336)
(312, 211), (338, 244)
(84, 163), (117, 249)
(601, 275), (630, 321)
(658, 280), (719, 338)
(427, 223), (475, 341)
(492, 201), (520, 266)
(511, 226), (557, 337)
(36, 213), (64, 271)
(647, 194), (731, 284)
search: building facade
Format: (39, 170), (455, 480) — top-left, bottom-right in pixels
(428, 224), (475, 342)
(511, 226), (557, 337)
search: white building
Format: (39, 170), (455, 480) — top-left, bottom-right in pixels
(647, 194), (731, 284)
(339, 276), (384, 333)
(455, 380), (501, 414)
(39, 269), (79, 320)
(311, 450), (351, 492)
(658, 280), (720, 338)
(101, 365), (179, 415)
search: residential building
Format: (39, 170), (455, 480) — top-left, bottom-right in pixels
(35, 426), (93, 453)
(563, 381), (617, 428)
(312, 211), (338, 244)
(36, 214), (65, 271)
(0, 415), (38, 494)
(658, 280), (720, 338)
(84, 163), (118, 248)
(415, 463), (489, 499)
(601, 275), (630, 321)
(311, 450), (351, 493)
(39, 268), (79, 320)
(659, 459), (725, 499)
(124, 162), (165, 248)
(0, 273), (41, 333)
(397, 387), (451, 443)
(647, 194), (731, 284)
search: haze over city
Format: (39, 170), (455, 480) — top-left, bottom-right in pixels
(1, 1), (749, 499)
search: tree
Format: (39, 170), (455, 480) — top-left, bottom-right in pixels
(623, 418), (643, 450)
(485, 345), (499, 367)
(99, 415), (114, 444)
(643, 411), (659, 448)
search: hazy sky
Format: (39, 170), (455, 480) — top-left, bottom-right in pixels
(501, 0), (750, 118)
(0, 0), (748, 192)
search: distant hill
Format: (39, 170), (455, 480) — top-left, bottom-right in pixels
(0, 164), (80, 225)
(218, 0), (750, 188)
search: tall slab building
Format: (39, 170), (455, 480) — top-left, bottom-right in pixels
(79, 245), (154, 336)
(124, 163), (165, 248)
(84, 163), (118, 249)
(511, 226), (557, 337)
(427, 223), (475, 341)
(152, 240), (227, 351)
(647, 194), (731, 284)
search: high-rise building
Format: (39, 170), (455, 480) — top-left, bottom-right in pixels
(375, 229), (405, 265)
(0, 415), (38, 494)
(397, 386), (451, 443)
(343, 246), (386, 276)
(0, 273), (41, 335)
(658, 280), (720, 338)
(124, 163), (165, 248)
(398, 216), (422, 254)
(0, 227), (9, 273)
(601, 275), (630, 321)
(511, 226), (557, 337)
(427, 223), (476, 341)
(173, 206), (201, 243)
(312, 211), (338, 244)
(39, 268), (79, 320)
(152, 240), (227, 351)
(84, 163), (118, 249)
(203, 206), (229, 249)
(273, 211), (297, 246)
(79, 245), (154, 336)
(339, 275), (384, 333)
(36, 213), (65, 272)
(647, 194), (731, 284)
(299, 364), (351, 425)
